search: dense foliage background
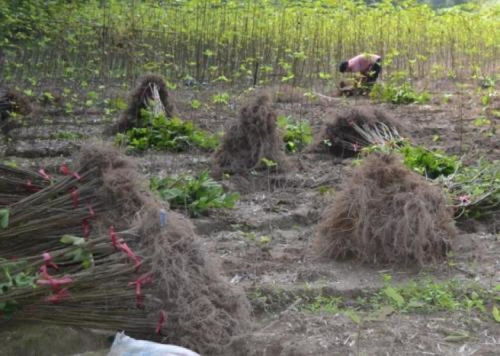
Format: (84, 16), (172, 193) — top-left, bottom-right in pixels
(0, 0), (498, 87)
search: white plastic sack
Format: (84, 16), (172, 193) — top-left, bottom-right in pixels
(107, 331), (200, 356)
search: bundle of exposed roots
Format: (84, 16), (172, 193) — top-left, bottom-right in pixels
(309, 106), (403, 157)
(111, 74), (176, 133)
(0, 143), (250, 355)
(314, 153), (456, 266)
(212, 94), (290, 177)
(0, 88), (32, 134)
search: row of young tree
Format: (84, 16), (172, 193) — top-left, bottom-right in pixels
(1, 0), (498, 87)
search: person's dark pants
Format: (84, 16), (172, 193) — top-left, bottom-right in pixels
(361, 59), (382, 91)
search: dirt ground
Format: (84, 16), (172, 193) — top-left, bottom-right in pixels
(0, 82), (498, 356)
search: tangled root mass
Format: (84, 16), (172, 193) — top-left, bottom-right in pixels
(315, 153), (456, 266)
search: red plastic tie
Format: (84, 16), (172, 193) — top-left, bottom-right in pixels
(37, 266), (73, 292)
(109, 226), (120, 250)
(82, 219), (91, 239)
(129, 273), (153, 308)
(156, 310), (167, 335)
(118, 241), (142, 271)
(42, 252), (59, 270)
(39, 264), (49, 278)
(38, 169), (51, 181)
(70, 188), (80, 208)
(24, 179), (40, 192)
(45, 288), (70, 304)
(59, 164), (81, 180)
(37, 276), (73, 289)
(88, 205), (95, 218)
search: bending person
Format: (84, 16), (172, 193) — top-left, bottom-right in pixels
(339, 53), (382, 92)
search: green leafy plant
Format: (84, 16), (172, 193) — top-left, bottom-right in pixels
(212, 92), (230, 105)
(150, 171), (239, 217)
(362, 139), (498, 218)
(303, 295), (342, 313)
(437, 159), (500, 218)
(0, 209), (9, 229)
(374, 278), (488, 313)
(190, 99), (202, 109)
(260, 157), (277, 169)
(363, 140), (459, 178)
(0, 258), (37, 317)
(51, 131), (86, 140)
(277, 115), (313, 153)
(473, 116), (491, 127)
(118, 110), (219, 152)
(370, 82), (430, 104)
(60, 235), (94, 269)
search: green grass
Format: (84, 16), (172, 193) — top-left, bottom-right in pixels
(300, 277), (499, 323)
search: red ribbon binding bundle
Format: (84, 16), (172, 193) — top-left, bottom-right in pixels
(59, 164), (81, 180)
(109, 226), (142, 271)
(156, 310), (167, 335)
(37, 265), (73, 304)
(128, 273), (153, 308)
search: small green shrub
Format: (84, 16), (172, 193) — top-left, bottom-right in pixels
(190, 99), (202, 109)
(212, 92), (230, 105)
(150, 171), (239, 217)
(117, 110), (219, 152)
(370, 82), (430, 104)
(277, 115), (313, 153)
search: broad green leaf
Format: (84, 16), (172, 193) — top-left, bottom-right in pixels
(493, 306), (500, 323)
(0, 209), (9, 229)
(383, 287), (405, 308)
(60, 235), (85, 246)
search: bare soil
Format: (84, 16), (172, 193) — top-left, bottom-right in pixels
(0, 83), (498, 356)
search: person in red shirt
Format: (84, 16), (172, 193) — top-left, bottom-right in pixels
(339, 53), (382, 90)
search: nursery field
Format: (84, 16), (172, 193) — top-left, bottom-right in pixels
(1, 79), (499, 355)
(1, 1), (499, 356)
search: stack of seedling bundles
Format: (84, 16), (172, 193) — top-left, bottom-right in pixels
(0, 144), (250, 355)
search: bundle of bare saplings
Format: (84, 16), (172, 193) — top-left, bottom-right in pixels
(309, 106), (403, 158)
(315, 153), (456, 265)
(111, 74), (176, 133)
(0, 87), (32, 134)
(0, 144), (250, 355)
(212, 94), (290, 177)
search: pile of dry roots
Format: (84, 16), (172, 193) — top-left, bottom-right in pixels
(0, 87), (32, 134)
(111, 74), (176, 133)
(310, 106), (403, 157)
(0, 144), (250, 355)
(212, 94), (290, 176)
(314, 153), (456, 265)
